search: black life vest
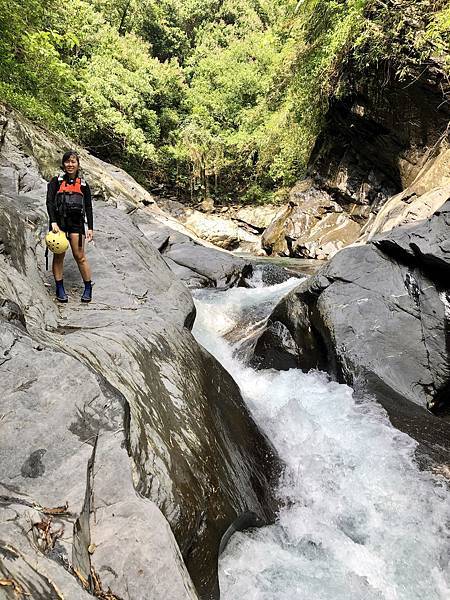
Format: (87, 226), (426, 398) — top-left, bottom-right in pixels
(56, 175), (86, 224)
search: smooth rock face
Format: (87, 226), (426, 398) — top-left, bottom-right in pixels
(253, 204), (450, 460)
(362, 147), (450, 241)
(0, 106), (280, 600)
(0, 319), (198, 600)
(0, 194), (279, 600)
(132, 209), (253, 288)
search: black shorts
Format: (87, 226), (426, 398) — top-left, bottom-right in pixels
(59, 218), (85, 236)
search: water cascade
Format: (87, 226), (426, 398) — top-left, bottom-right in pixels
(192, 273), (450, 600)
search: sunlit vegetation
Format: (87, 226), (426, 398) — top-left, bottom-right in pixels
(0, 0), (448, 201)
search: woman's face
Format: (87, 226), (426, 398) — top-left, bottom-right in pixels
(63, 155), (79, 177)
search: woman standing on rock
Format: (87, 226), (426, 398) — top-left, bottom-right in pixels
(46, 150), (94, 303)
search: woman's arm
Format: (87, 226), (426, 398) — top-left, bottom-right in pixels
(46, 177), (59, 230)
(84, 182), (94, 241)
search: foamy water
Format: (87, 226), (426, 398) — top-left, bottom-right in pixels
(192, 273), (450, 600)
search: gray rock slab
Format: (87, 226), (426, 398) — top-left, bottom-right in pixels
(0, 190), (280, 599)
(132, 209), (253, 288)
(373, 200), (450, 278)
(0, 319), (198, 600)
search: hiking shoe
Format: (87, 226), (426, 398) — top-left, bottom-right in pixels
(55, 280), (68, 303)
(81, 280), (93, 303)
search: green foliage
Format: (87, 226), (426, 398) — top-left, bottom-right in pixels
(0, 0), (73, 125)
(424, 5), (450, 71)
(0, 0), (448, 201)
(353, 0), (450, 81)
(177, 0), (368, 195)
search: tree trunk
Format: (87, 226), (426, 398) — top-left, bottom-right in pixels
(118, 0), (132, 35)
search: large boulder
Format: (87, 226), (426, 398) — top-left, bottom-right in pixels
(132, 209), (253, 288)
(234, 205), (282, 230)
(261, 186), (363, 260)
(156, 199), (263, 254)
(183, 210), (259, 251)
(252, 203), (450, 461)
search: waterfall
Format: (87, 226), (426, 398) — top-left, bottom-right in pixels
(192, 273), (450, 600)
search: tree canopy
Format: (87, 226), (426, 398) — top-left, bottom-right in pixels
(0, 0), (448, 201)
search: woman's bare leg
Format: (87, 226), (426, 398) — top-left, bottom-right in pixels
(69, 233), (92, 281)
(52, 251), (65, 280)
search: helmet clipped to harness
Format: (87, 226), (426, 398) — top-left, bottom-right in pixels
(45, 231), (69, 254)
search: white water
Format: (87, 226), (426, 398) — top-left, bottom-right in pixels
(192, 275), (450, 600)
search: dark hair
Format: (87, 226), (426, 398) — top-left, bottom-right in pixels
(61, 150), (80, 170)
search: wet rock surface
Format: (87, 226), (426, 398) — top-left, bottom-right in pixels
(253, 203), (450, 461)
(0, 107), (280, 600)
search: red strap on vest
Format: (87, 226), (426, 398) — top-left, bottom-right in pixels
(58, 177), (84, 195)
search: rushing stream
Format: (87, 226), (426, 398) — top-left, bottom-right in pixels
(192, 272), (450, 600)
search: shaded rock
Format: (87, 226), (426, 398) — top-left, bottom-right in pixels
(309, 58), (450, 207)
(259, 62), (450, 261)
(246, 263), (301, 287)
(249, 321), (299, 370)
(261, 202), (297, 256)
(0, 298), (26, 329)
(252, 204), (450, 461)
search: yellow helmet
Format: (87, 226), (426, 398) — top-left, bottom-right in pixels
(45, 231), (69, 254)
